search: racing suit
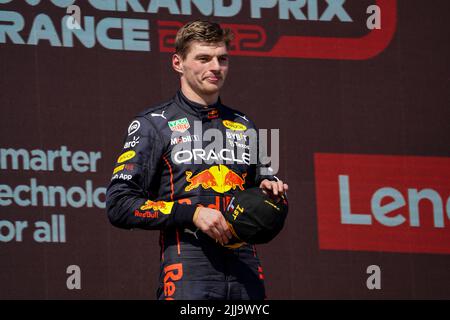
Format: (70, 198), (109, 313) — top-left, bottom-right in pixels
(106, 90), (277, 300)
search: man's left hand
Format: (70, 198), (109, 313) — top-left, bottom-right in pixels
(259, 179), (288, 197)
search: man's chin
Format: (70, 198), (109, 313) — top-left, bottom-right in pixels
(201, 84), (222, 95)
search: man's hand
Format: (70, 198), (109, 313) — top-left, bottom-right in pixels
(193, 207), (233, 245)
(260, 179), (288, 197)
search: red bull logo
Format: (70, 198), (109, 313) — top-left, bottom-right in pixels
(163, 263), (183, 300)
(139, 200), (174, 215)
(185, 165), (246, 193)
(208, 109), (219, 119)
(134, 210), (158, 219)
(224, 171), (246, 191)
(185, 170), (218, 191)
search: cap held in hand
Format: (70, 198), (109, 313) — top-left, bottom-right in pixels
(223, 187), (288, 247)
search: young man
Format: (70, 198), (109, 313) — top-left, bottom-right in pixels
(106, 21), (288, 300)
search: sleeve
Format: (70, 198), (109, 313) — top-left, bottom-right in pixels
(106, 116), (197, 230)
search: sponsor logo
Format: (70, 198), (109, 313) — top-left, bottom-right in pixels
(231, 204), (244, 221)
(111, 173), (132, 181)
(170, 135), (200, 146)
(228, 140), (250, 150)
(128, 120), (140, 136)
(140, 200), (174, 215)
(185, 165), (246, 193)
(226, 131), (250, 149)
(174, 149), (250, 165)
(208, 109), (219, 119)
(178, 196), (233, 212)
(168, 117), (190, 132)
(112, 163), (134, 175)
(134, 210), (159, 219)
(223, 120), (247, 131)
(314, 153), (450, 255)
(234, 113), (249, 122)
(168, 121), (278, 169)
(226, 131), (248, 142)
(184, 228), (200, 240)
(151, 110), (167, 120)
(264, 200), (281, 211)
(113, 164), (125, 175)
(228, 140), (249, 149)
(163, 263), (183, 300)
(124, 136), (140, 149)
(117, 150), (136, 163)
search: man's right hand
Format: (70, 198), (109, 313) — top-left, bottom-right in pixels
(193, 207), (233, 245)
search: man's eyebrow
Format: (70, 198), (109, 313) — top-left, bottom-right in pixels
(194, 54), (229, 58)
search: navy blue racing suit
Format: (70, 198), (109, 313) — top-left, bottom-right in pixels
(106, 90), (277, 300)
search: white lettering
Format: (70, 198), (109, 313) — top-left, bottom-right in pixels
(33, 214), (66, 243)
(340, 175), (449, 228)
(366, 265), (381, 290)
(251, 0), (352, 21)
(366, 4), (381, 30)
(173, 149), (250, 165)
(0, 179), (106, 209)
(66, 265), (81, 290)
(0, 146), (101, 173)
(371, 188), (406, 227)
(0, 220), (28, 242)
(408, 189), (445, 228)
(340, 175), (372, 225)
(72, 151), (90, 172)
(124, 136), (140, 149)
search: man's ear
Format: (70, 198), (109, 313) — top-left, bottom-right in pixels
(172, 54), (183, 74)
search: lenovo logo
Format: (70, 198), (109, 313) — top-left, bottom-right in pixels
(314, 153), (450, 254)
(339, 175), (448, 228)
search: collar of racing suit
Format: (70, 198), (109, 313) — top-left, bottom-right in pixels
(175, 90), (222, 121)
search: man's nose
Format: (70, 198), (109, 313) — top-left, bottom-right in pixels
(209, 57), (221, 71)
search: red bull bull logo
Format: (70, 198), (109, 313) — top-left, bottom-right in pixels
(185, 165), (246, 193)
(224, 170), (246, 191)
(208, 109), (219, 119)
(185, 170), (218, 191)
(139, 200), (174, 215)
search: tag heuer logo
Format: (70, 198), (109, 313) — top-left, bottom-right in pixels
(168, 118), (190, 132)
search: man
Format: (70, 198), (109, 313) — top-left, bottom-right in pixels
(106, 20), (288, 300)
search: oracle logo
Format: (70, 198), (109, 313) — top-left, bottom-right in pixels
(314, 153), (450, 254)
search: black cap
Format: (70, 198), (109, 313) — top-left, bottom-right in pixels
(224, 187), (288, 245)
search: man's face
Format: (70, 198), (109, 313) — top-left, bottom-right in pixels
(173, 41), (229, 97)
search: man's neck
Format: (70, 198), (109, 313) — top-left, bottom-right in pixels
(181, 87), (219, 107)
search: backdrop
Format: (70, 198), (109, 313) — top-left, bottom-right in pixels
(1, 0), (449, 299)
